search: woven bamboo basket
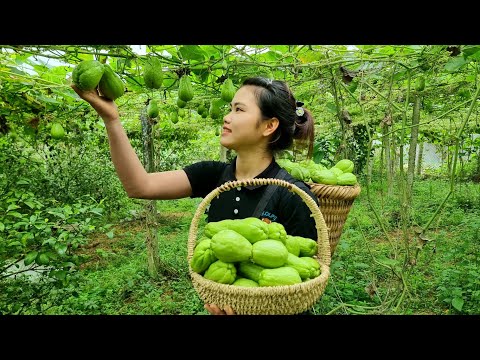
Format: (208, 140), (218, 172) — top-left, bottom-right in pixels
(307, 182), (361, 257)
(187, 178), (331, 315)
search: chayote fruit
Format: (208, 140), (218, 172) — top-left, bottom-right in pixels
(197, 103), (206, 115)
(289, 235), (318, 257)
(415, 76), (425, 92)
(330, 167), (344, 177)
(289, 164), (310, 182)
(298, 159), (317, 168)
(147, 99), (159, 118)
(72, 60), (105, 91)
(143, 56), (163, 89)
(98, 64), (125, 101)
(204, 219), (235, 238)
(178, 75), (193, 102)
(232, 277), (259, 287)
(284, 235), (301, 256)
(209, 99), (223, 120)
(258, 266), (302, 287)
(170, 111), (178, 124)
(285, 253), (312, 281)
(190, 238), (217, 274)
(310, 169), (337, 185)
(177, 98), (187, 108)
(252, 239), (288, 268)
(220, 78), (236, 103)
(267, 221), (287, 244)
(276, 158), (294, 173)
(227, 217), (269, 244)
(299, 159), (325, 180)
(300, 257), (321, 279)
(238, 261), (266, 283)
(334, 159), (354, 173)
(204, 260), (237, 284)
(196, 236), (210, 244)
(337, 172), (357, 186)
(210, 229), (253, 263)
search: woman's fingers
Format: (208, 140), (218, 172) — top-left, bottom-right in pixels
(71, 84), (100, 102)
(223, 305), (236, 315)
(70, 83), (118, 121)
(204, 304), (236, 315)
(204, 304), (223, 315)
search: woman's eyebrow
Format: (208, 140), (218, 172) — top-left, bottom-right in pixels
(230, 102), (246, 107)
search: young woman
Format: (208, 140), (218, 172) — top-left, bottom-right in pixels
(71, 76), (319, 315)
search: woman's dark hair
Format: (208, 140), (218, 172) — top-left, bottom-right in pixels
(241, 76), (315, 158)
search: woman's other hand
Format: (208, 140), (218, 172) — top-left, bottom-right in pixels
(204, 304), (236, 315)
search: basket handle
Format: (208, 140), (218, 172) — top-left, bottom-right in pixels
(187, 177), (331, 267)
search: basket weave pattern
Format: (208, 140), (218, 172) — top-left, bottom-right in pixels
(187, 178), (331, 315)
(307, 183), (361, 256)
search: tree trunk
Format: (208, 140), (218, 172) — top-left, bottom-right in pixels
(476, 148), (480, 177)
(329, 65), (348, 160)
(367, 149), (373, 186)
(381, 115), (394, 196)
(406, 94), (421, 207)
(446, 120), (454, 176)
(379, 132), (385, 187)
(389, 134), (396, 196)
(140, 110), (160, 279)
(416, 142), (424, 176)
(441, 142), (445, 168)
(447, 145), (452, 174)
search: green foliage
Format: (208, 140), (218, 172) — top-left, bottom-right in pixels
(0, 273), (85, 314)
(347, 124), (374, 174)
(0, 166), (106, 313)
(312, 134), (340, 167)
(433, 216), (480, 314)
(451, 186), (480, 211)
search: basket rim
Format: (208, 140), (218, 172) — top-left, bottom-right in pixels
(307, 182), (361, 200)
(307, 181), (361, 190)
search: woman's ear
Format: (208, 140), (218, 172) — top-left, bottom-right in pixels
(263, 117), (279, 137)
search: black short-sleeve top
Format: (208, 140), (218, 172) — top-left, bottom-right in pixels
(183, 157), (320, 241)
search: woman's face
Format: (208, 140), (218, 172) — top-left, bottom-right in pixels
(221, 85), (271, 152)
